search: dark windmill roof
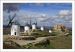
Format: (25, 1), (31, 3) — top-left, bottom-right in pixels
(12, 21), (20, 26)
(32, 23), (37, 25)
(25, 23), (30, 27)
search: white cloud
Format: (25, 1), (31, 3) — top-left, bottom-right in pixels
(59, 10), (72, 18)
(3, 10), (49, 26)
(3, 9), (72, 27)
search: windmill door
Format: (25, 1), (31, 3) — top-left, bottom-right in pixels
(14, 32), (16, 35)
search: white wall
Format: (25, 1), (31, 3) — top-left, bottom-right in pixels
(11, 25), (20, 36)
(32, 24), (36, 30)
(24, 26), (30, 32)
(40, 26), (44, 31)
(49, 30), (52, 33)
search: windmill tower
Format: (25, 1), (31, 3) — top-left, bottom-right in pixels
(32, 23), (37, 30)
(40, 26), (44, 31)
(11, 21), (20, 36)
(31, 17), (37, 30)
(49, 30), (52, 33)
(24, 23), (30, 33)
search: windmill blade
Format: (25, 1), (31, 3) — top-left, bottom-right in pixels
(8, 15), (12, 26)
(35, 18), (37, 25)
(10, 13), (16, 22)
(29, 17), (32, 26)
(8, 20), (12, 26)
(7, 13), (16, 26)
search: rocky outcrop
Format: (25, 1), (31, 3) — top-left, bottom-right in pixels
(53, 24), (69, 33)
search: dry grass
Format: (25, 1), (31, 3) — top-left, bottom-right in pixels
(3, 35), (72, 49)
(50, 35), (72, 49)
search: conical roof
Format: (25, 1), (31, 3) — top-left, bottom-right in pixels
(32, 23), (37, 25)
(12, 21), (20, 26)
(25, 23), (30, 27)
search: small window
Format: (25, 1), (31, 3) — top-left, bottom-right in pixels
(14, 32), (16, 35)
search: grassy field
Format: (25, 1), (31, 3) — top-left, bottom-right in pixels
(50, 35), (72, 49)
(3, 28), (72, 49)
(3, 35), (72, 49)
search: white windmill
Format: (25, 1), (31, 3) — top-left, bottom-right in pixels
(24, 23), (30, 33)
(49, 30), (52, 33)
(40, 26), (44, 31)
(32, 23), (37, 30)
(11, 21), (20, 36)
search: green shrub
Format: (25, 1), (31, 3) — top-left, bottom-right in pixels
(50, 31), (62, 36)
(22, 36), (36, 40)
(31, 32), (49, 37)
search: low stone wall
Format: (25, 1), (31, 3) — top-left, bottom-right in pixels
(8, 36), (36, 40)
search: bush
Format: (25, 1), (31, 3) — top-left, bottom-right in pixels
(31, 32), (50, 37)
(22, 36), (36, 40)
(50, 31), (61, 36)
(31, 32), (41, 37)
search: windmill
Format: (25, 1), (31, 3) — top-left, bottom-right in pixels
(11, 19), (20, 36)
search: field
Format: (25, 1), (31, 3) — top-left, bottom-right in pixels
(50, 35), (72, 49)
(3, 27), (72, 49)
(3, 35), (72, 49)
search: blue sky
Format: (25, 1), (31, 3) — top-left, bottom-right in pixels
(18, 3), (72, 16)
(3, 3), (72, 28)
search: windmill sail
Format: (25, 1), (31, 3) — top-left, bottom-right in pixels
(7, 13), (16, 26)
